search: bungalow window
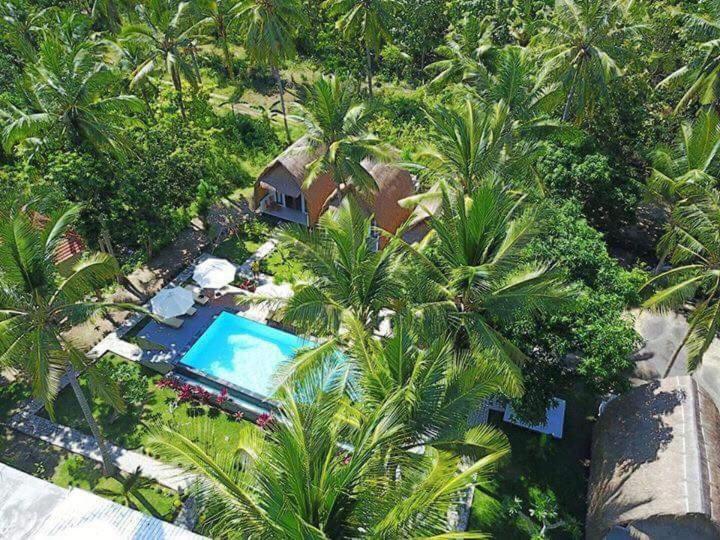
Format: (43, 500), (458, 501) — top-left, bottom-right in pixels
(275, 192), (285, 206)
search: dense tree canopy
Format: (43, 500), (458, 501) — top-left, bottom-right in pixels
(1, 0), (718, 537)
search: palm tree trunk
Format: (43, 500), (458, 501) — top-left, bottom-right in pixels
(172, 70), (186, 119)
(220, 26), (234, 80)
(562, 68), (579, 122)
(365, 41), (373, 98)
(273, 65), (291, 143)
(191, 49), (203, 85)
(68, 369), (116, 475)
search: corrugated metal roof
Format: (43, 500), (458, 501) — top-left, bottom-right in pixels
(0, 463), (204, 539)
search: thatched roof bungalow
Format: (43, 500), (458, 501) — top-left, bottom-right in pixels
(587, 376), (720, 539)
(253, 138), (420, 248)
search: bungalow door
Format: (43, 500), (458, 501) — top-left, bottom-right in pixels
(285, 194), (302, 211)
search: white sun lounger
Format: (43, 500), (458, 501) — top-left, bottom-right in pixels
(185, 306), (197, 317)
(183, 284), (209, 305)
(159, 316), (184, 329)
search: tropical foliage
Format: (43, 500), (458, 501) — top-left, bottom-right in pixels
(0, 0), (716, 537)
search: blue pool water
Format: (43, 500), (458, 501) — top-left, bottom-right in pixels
(180, 311), (314, 397)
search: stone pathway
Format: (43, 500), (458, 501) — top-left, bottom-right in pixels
(8, 412), (194, 491)
(239, 238), (277, 275)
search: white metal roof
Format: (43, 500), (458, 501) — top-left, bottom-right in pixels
(0, 463), (204, 540)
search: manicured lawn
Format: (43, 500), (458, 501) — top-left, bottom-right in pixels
(259, 245), (312, 284)
(52, 454), (183, 521)
(43, 355), (243, 454)
(213, 220), (311, 284)
(469, 388), (596, 539)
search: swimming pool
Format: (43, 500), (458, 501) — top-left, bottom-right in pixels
(179, 311), (314, 399)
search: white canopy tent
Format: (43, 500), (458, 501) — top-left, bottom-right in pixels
(193, 257), (237, 289)
(150, 287), (195, 318)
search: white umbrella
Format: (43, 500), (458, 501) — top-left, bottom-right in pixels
(193, 257), (237, 289)
(151, 287), (195, 318)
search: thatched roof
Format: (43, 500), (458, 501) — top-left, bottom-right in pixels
(259, 136), (317, 185)
(587, 376), (720, 539)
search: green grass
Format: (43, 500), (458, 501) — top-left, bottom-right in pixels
(44, 355), (242, 454)
(469, 388), (595, 539)
(259, 245), (312, 285)
(0, 378), (31, 422)
(52, 454), (183, 521)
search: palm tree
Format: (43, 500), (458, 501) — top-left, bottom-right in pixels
(259, 196), (404, 339)
(424, 15), (497, 92)
(235, 0), (302, 141)
(94, 467), (161, 516)
(420, 100), (506, 192)
(323, 0), (399, 97)
(646, 109), (720, 271)
(148, 372), (507, 538)
(0, 0), (47, 62)
(538, 0), (642, 122)
(400, 183), (575, 396)
(0, 205), (130, 474)
(1, 37), (144, 156)
(296, 76), (393, 196)
(641, 188), (720, 376)
(122, 0), (207, 119)
(279, 312), (515, 457)
(195, 0), (242, 80)
(659, 2), (720, 111)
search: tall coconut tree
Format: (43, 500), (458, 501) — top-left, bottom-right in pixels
(1, 37), (144, 156)
(195, 0), (243, 80)
(296, 76), (393, 196)
(122, 0), (207, 119)
(659, 1), (720, 111)
(235, 0), (302, 141)
(323, 0), (399, 97)
(419, 100), (507, 193)
(400, 183), (575, 397)
(538, 0), (642, 122)
(0, 0), (47, 61)
(646, 109), (720, 271)
(0, 205), (132, 474)
(148, 371), (508, 538)
(278, 311), (517, 456)
(259, 196), (404, 340)
(642, 188), (720, 376)
(424, 15), (497, 92)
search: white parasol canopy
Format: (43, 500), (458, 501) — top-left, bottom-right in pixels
(193, 257), (237, 289)
(150, 287), (194, 318)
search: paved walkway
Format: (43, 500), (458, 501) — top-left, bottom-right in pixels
(8, 412), (194, 491)
(632, 309), (720, 407)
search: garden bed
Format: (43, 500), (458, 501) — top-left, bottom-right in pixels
(469, 387), (596, 539)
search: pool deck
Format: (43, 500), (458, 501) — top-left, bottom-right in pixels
(138, 303), (232, 369)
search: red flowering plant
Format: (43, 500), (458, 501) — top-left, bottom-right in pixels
(157, 377), (230, 408)
(256, 412), (274, 429)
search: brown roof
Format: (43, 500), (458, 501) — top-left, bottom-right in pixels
(587, 376), (720, 539)
(259, 136), (317, 184)
(357, 160), (414, 238)
(32, 213), (86, 265)
(256, 141), (416, 240)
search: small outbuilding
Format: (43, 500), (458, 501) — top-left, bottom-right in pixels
(587, 376), (720, 539)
